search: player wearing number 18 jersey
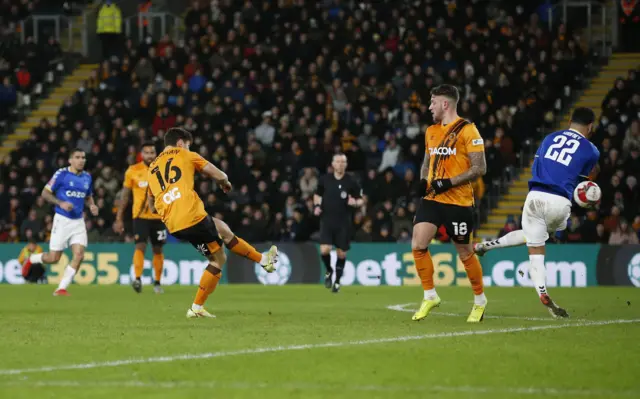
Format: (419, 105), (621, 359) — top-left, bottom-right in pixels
(114, 142), (168, 294)
(474, 108), (600, 318)
(147, 128), (278, 318)
(411, 85), (488, 323)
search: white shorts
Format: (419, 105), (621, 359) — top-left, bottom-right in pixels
(50, 213), (88, 251)
(521, 191), (572, 247)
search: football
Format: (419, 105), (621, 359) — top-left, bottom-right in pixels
(573, 181), (602, 208)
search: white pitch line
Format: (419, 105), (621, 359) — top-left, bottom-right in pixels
(387, 303), (555, 321)
(0, 318), (638, 376)
(2, 380), (639, 397)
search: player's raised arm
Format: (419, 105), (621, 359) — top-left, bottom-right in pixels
(192, 151), (232, 193)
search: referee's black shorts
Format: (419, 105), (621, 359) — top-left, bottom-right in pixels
(319, 221), (351, 251)
(414, 199), (475, 244)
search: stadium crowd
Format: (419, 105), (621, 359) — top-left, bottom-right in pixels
(0, 0), (611, 245)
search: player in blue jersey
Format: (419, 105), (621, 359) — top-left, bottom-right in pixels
(474, 108), (600, 318)
(21, 149), (99, 296)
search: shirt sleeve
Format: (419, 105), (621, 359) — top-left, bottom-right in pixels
(123, 167), (134, 189)
(45, 169), (63, 192)
(424, 127), (430, 153)
(316, 176), (325, 196)
(350, 177), (363, 198)
(581, 146), (600, 177)
(463, 124), (485, 153)
(189, 151), (209, 171)
(87, 175), (94, 197)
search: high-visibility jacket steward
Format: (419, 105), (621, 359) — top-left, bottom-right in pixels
(97, 4), (122, 34)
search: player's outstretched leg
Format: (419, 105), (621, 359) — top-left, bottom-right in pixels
(152, 245), (164, 294)
(457, 248), (488, 323)
(132, 243), (146, 293)
(528, 252), (569, 318)
(187, 249), (225, 319)
(474, 230), (526, 256)
(213, 218), (277, 272)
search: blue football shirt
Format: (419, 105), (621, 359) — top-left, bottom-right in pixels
(529, 129), (600, 200)
(45, 167), (93, 219)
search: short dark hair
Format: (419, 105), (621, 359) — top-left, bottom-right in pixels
(164, 127), (193, 147)
(69, 148), (85, 157)
(141, 141), (156, 150)
(570, 107), (595, 126)
(430, 84), (460, 104)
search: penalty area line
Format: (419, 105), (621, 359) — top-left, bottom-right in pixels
(0, 318), (638, 376)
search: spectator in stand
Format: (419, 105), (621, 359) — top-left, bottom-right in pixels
(1, 0), (591, 244)
(608, 219), (640, 245)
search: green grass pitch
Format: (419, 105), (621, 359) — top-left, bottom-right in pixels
(0, 285), (639, 398)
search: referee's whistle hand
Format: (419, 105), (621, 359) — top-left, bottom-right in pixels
(314, 207), (322, 216)
(347, 196), (358, 207)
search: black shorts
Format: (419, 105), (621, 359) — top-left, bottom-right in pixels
(414, 199), (475, 244)
(133, 218), (167, 246)
(171, 215), (223, 256)
(320, 221), (351, 251)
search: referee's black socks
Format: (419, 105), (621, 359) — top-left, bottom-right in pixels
(321, 254), (333, 274)
(335, 257), (346, 283)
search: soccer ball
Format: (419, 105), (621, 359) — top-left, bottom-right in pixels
(573, 181), (601, 208)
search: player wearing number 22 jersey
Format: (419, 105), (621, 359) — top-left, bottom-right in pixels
(114, 142), (168, 294)
(147, 128), (278, 319)
(475, 107), (600, 318)
(411, 85), (488, 324)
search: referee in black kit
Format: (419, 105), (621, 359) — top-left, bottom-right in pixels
(313, 153), (364, 293)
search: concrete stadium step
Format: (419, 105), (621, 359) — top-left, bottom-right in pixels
(0, 63), (98, 157)
(31, 109), (58, 118)
(475, 229), (499, 239)
(488, 215), (509, 224)
(491, 208), (523, 216)
(503, 193), (527, 201)
(497, 200), (524, 209)
(482, 222), (507, 230)
(611, 53), (640, 59)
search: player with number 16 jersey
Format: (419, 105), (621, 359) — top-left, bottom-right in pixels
(147, 128), (278, 319)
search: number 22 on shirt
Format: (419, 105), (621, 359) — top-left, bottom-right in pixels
(543, 135), (580, 166)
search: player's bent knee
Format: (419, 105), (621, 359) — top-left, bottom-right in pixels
(152, 245), (163, 254)
(320, 245), (332, 255)
(455, 244), (474, 260)
(212, 218), (234, 242)
(49, 252), (63, 263)
(336, 249), (347, 258)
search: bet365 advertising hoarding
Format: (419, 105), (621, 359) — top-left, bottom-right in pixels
(1, 243), (638, 287)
